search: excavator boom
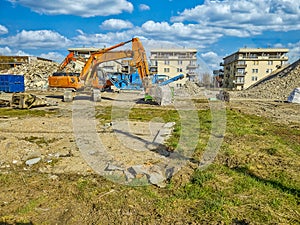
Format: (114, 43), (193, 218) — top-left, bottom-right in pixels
(48, 37), (172, 104)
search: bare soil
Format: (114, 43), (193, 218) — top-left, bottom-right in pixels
(0, 90), (299, 224)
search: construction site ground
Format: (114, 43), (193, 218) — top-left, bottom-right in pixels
(0, 90), (299, 224)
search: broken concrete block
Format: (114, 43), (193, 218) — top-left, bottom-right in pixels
(25, 157), (41, 166)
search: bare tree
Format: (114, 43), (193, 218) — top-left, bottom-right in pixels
(200, 72), (212, 87)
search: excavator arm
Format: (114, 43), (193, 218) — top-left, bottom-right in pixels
(80, 40), (132, 81)
(130, 37), (152, 93)
(58, 52), (76, 71)
(49, 37), (171, 104)
(80, 37), (152, 93)
(84, 50), (134, 89)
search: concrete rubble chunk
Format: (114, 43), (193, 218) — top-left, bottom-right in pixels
(0, 59), (59, 90)
(149, 85), (173, 106)
(25, 157), (41, 166)
(288, 88), (300, 104)
(105, 163), (124, 171)
(128, 164), (166, 187)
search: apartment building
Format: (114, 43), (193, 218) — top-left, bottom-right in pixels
(149, 48), (198, 87)
(221, 48), (289, 90)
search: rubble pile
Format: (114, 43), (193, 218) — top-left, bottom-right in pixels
(176, 81), (206, 97)
(232, 59), (300, 100)
(0, 60), (59, 90)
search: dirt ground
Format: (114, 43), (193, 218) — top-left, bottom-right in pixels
(228, 98), (300, 126)
(0, 90), (299, 224)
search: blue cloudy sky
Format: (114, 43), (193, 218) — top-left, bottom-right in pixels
(0, 0), (299, 73)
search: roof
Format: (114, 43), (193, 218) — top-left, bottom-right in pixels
(238, 48), (289, 53)
(150, 48), (197, 53)
(68, 47), (104, 52)
(223, 48), (289, 60)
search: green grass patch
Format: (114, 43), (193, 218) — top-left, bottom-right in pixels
(21, 136), (60, 147)
(0, 108), (54, 117)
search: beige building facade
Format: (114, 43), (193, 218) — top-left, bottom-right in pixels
(149, 49), (198, 87)
(222, 48), (289, 90)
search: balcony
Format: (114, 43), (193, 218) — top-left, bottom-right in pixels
(235, 72), (246, 77)
(236, 63), (247, 68)
(235, 79), (245, 84)
(187, 64), (198, 69)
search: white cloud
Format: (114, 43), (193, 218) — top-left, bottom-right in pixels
(141, 21), (222, 48)
(171, 0), (300, 36)
(76, 29), (85, 35)
(0, 46), (27, 56)
(40, 52), (64, 62)
(0, 25), (8, 35)
(0, 46), (12, 55)
(0, 30), (71, 49)
(8, 0), (134, 17)
(287, 41), (300, 63)
(139, 4), (150, 11)
(200, 51), (223, 70)
(100, 19), (133, 30)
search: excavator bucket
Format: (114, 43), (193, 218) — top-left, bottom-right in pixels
(148, 85), (173, 106)
(11, 93), (49, 109)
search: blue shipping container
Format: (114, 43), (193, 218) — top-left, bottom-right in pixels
(0, 74), (25, 93)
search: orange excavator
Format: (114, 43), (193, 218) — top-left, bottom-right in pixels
(58, 52), (76, 71)
(48, 37), (153, 102)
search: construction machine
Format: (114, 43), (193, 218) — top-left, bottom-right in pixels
(58, 52), (76, 71)
(48, 37), (173, 104)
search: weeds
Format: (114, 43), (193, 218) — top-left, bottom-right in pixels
(0, 108), (55, 117)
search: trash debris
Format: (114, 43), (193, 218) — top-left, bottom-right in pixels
(25, 157), (41, 166)
(1, 60), (59, 90)
(127, 164), (166, 187)
(216, 90), (230, 102)
(288, 87), (300, 104)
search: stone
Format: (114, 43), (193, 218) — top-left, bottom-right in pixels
(25, 157), (41, 166)
(105, 163), (124, 171)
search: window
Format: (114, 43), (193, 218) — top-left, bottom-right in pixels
(253, 61), (259, 65)
(252, 69), (258, 73)
(268, 61), (273, 65)
(164, 60), (169, 65)
(177, 68), (182, 73)
(266, 69), (273, 73)
(252, 76), (258, 81)
(236, 77), (244, 83)
(189, 61), (196, 66)
(237, 68), (245, 73)
(164, 68), (170, 73)
(178, 60), (183, 65)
